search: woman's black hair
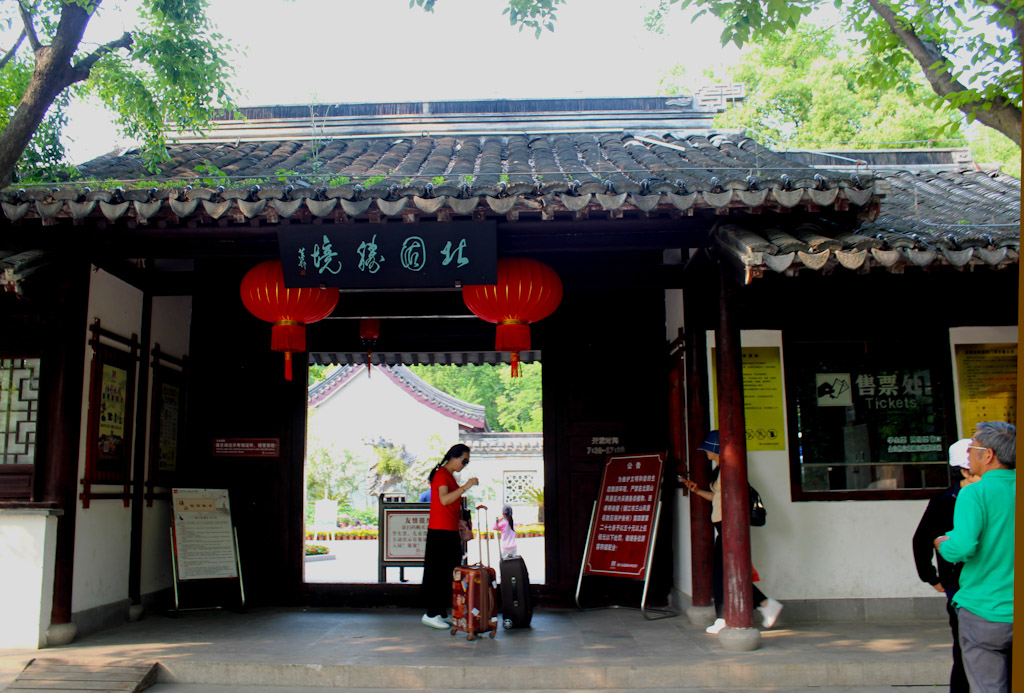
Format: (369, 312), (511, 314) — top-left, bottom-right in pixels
(502, 505), (514, 530)
(428, 443), (471, 482)
(709, 464), (721, 485)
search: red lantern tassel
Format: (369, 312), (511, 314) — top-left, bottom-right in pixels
(283, 351), (293, 381)
(496, 322), (530, 378)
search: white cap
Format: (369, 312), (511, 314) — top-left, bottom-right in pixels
(949, 438), (972, 469)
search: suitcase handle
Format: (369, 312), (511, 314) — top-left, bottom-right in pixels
(475, 504), (490, 568)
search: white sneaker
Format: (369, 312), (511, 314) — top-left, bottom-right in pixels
(421, 614), (449, 629)
(758, 598), (783, 629)
(705, 618), (726, 634)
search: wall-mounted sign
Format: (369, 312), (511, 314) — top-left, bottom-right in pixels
(954, 343), (1017, 437)
(277, 221), (497, 288)
(570, 435), (627, 457)
(213, 438), (280, 457)
(710, 346), (786, 451)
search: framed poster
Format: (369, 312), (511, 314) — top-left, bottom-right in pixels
(148, 359), (186, 486)
(84, 340), (137, 486)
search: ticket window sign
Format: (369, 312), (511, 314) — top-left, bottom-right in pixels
(582, 453), (664, 580)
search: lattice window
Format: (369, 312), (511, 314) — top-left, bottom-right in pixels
(0, 358), (40, 465)
(503, 471), (539, 505)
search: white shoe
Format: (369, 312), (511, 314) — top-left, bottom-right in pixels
(758, 598), (783, 629)
(421, 614), (449, 629)
(705, 618), (726, 634)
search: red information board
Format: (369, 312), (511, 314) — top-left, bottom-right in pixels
(582, 453), (664, 579)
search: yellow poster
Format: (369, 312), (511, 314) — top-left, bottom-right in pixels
(98, 364), (127, 439)
(710, 346), (786, 451)
(955, 343), (1017, 437)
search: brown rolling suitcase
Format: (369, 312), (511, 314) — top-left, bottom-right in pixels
(450, 504), (498, 640)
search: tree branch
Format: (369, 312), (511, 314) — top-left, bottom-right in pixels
(0, 30), (27, 70)
(18, 0), (41, 52)
(867, 0), (1020, 145)
(68, 31), (133, 83)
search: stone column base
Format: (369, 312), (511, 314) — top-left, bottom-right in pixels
(686, 604), (717, 627)
(46, 622), (77, 647)
(719, 626), (760, 651)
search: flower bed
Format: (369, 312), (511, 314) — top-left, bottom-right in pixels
(474, 523), (545, 539)
(305, 543), (330, 556)
(305, 526), (379, 541)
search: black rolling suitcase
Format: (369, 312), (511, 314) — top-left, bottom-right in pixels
(499, 556), (532, 629)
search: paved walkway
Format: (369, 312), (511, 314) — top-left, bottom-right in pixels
(0, 607), (952, 690)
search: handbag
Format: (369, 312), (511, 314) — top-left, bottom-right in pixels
(458, 499), (474, 541)
(749, 484), (767, 527)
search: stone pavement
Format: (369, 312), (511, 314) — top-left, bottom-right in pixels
(0, 606), (952, 690)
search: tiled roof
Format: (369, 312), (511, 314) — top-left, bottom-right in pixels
(308, 363), (487, 431)
(0, 97), (1016, 287)
(460, 431), (543, 454)
(716, 168), (1019, 283)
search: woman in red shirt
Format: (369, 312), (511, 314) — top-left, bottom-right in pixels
(420, 444), (477, 629)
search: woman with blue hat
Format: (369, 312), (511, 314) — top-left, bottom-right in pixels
(682, 430), (783, 633)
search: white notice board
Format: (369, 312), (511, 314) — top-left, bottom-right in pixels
(171, 488), (238, 581)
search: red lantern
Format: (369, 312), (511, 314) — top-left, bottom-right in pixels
(462, 257), (562, 377)
(359, 318), (381, 376)
(240, 260), (339, 381)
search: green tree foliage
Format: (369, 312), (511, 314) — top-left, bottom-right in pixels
(0, 0), (236, 186)
(305, 434), (361, 506)
(407, 362), (544, 432)
(308, 364), (333, 386)
(663, 25), (964, 149)
(433, 0), (1022, 146)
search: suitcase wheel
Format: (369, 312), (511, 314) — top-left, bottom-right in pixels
(503, 618), (513, 630)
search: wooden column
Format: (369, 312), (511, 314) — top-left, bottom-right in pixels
(716, 274), (754, 628)
(41, 265), (90, 626)
(128, 291), (153, 607)
(684, 328), (714, 608)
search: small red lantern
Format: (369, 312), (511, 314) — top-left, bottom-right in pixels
(462, 257), (562, 376)
(359, 318), (381, 376)
(240, 260), (339, 381)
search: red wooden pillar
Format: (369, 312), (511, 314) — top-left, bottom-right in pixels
(716, 275), (754, 629)
(685, 328), (714, 609)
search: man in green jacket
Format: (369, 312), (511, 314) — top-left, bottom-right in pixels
(935, 421), (1015, 693)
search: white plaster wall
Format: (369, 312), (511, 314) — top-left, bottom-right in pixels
(72, 268), (143, 613)
(139, 296), (192, 597)
(460, 452), (544, 525)
(0, 511), (57, 648)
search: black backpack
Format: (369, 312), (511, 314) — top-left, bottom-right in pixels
(749, 485), (767, 527)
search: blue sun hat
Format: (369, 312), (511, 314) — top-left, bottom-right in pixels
(697, 430), (720, 454)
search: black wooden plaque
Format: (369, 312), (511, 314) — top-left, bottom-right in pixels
(277, 221), (497, 288)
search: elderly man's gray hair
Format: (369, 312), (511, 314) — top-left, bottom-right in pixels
(974, 421), (1016, 469)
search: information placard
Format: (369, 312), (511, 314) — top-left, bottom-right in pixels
(171, 488), (238, 581)
(582, 453), (664, 579)
(381, 506), (430, 561)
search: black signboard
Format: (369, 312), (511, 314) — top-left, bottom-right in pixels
(277, 221), (497, 288)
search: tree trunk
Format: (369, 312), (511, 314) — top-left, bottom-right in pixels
(0, 3), (93, 188)
(868, 0), (1022, 146)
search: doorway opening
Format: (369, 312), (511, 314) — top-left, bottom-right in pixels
(302, 360), (546, 585)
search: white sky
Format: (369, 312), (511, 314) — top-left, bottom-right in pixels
(63, 0), (743, 163)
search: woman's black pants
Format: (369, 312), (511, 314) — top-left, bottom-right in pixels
(421, 528), (463, 618)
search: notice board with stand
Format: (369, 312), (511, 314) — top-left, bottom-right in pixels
(169, 488), (245, 611)
(576, 452), (673, 619)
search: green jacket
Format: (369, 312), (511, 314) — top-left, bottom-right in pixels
(938, 468), (1015, 622)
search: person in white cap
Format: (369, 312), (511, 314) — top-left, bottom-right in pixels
(911, 438), (977, 693)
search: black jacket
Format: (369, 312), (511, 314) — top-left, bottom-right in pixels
(911, 485), (960, 597)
